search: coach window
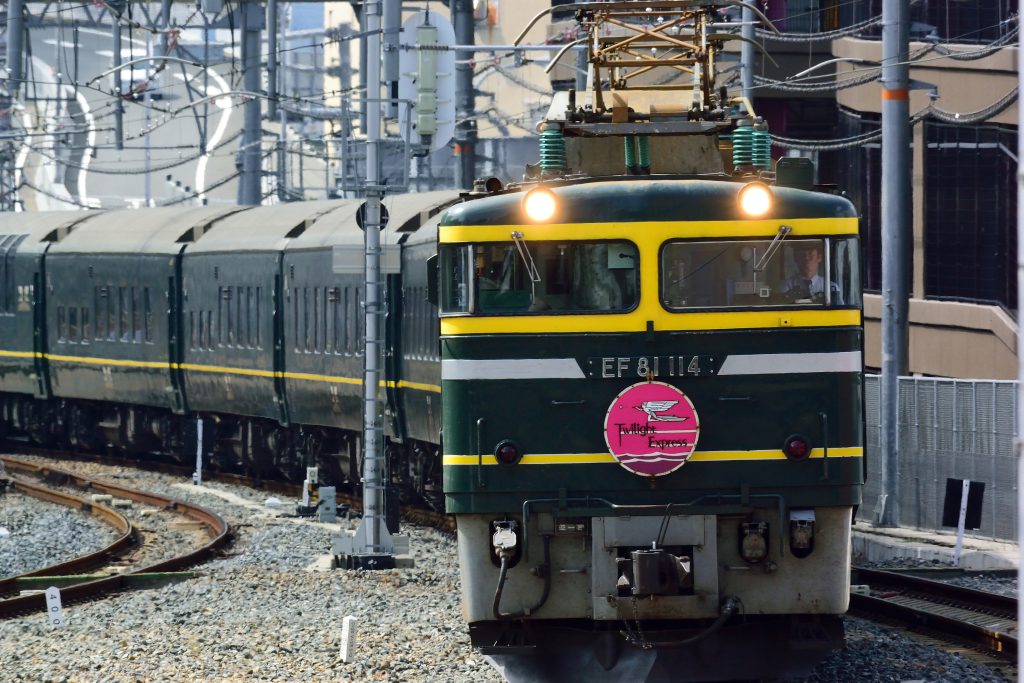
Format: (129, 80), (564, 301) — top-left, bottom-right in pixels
(107, 290), (116, 341)
(95, 288), (106, 341)
(255, 287), (262, 349)
(660, 237), (861, 310)
(81, 307), (90, 344)
(313, 287), (321, 353)
(131, 287), (142, 343)
(144, 288), (153, 343)
(439, 240), (639, 315)
(119, 287), (130, 342)
(57, 306), (67, 342)
(68, 307), (78, 343)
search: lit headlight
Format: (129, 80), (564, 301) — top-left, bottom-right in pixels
(523, 187), (557, 222)
(738, 182), (773, 218)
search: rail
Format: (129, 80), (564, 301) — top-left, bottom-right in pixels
(850, 566), (1017, 663)
(0, 456), (231, 618)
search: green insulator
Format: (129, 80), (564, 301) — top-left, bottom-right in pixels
(539, 127), (567, 172)
(636, 135), (651, 170)
(731, 125), (753, 168)
(751, 128), (772, 169)
(623, 135), (637, 171)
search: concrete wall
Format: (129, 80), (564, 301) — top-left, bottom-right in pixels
(863, 294), (1018, 379)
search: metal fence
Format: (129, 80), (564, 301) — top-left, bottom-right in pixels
(860, 375), (1018, 541)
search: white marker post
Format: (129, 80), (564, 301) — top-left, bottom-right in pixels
(952, 478), (971, 566)
(339, 615), (357, 662)
(44, 586), (64, 628)
(193, 418), (203, 486)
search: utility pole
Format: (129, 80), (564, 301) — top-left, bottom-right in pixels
(144, 33), (153, 206)
(1015, 8), (1023, 669)
(111, 3), (124, 150)
(453, 0), (476, 189)
(740, 0), (754, 105)
(3, 0), (25, 211)
(267, 0), (278, 120)
(6, 0), (24, 96)
(382, 0), (401, 120)
(334, 0), (407, 571)
(877, 0), (911, 527)
(238, 0), (263, 205)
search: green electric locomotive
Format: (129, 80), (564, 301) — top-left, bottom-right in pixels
(437, 3), (863, 681)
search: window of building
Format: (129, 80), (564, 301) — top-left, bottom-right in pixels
(924, 122), (1018, 310)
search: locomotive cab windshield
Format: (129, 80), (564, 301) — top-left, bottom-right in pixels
(662, 237), (861, 309)
(440, 240), (639, 314)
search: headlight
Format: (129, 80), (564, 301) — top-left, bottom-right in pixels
(523, 187), (557, 222)
(738, 182), (773, 218)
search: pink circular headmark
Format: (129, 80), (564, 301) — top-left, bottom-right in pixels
(603, 381), (700, 477)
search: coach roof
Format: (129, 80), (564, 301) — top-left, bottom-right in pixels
(285, 190), (460, 250)
(48, 205), (245, 254)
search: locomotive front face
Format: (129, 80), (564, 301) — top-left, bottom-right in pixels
(438, 180), (864, 682)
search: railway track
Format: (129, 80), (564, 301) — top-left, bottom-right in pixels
(850, 566), (1017, 675)
(0, 455), (231, 619)
(2, 441), (456, 533)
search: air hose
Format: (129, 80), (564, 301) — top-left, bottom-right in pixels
(623, 595), (742, 648)
(493, 534), (552, 619)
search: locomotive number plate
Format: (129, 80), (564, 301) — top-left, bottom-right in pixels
(587, 355), (719, 379)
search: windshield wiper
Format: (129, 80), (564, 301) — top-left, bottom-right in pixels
(511, 231), (542, 283)
(511, 231), (543, 307)
(753, 225), (792, 273)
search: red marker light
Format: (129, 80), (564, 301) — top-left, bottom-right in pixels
(783, 435), (810, 460)
(494, 441), (521, 465)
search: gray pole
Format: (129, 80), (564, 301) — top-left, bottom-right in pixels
(383, 0), (401, 120)
(359, 0), (389, 562)
(6, 0), (25, 97)
(1016, 9), (1024, 668)
(877, 0), (911, 528)
(238, 1), (263, 205)
(574, 0), (587, 91)
(277, 107), (287, 200)
(740, 0), (754, 105)
(144, 33), (153, 206)
(160, 0), (171, 51)
(112, 14), (124, 150)
(2, 0), (22, 212)
(267, 0), (278, 119)
(453, 0), (476, 189)
(358, 6), (368, 134)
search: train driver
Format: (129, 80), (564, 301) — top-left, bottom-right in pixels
(778, 242), (842, 304)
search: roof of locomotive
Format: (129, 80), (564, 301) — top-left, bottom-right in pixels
(48, 205), (245, 255)
(441, 178), (857, 227)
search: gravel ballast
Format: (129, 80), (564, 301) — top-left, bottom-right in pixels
(0, 491), (120, 578)
(0, 458), (1014, 682)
